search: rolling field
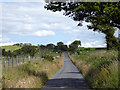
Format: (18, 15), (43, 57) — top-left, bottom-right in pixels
(1, 46), (21, 52)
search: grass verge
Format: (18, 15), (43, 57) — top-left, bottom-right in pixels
(69, 50), (119, 88)
(2, 53), (64, 88)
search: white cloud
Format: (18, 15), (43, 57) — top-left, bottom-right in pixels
(41, 23), (50, 28)
(81, 41), (106, 48)
(33, 30), (55, 37)
(0, 34), (2, 41)
(24, 24), (34, 30)
(2, 2), (74, 38)
(0, 0), (44, 3)
(0, 35), (10, 42)
(65, 41), (72, 46)
(0, 42), (17, 46)
(10, 30), (55, 37)
(73, 29), (80, 32)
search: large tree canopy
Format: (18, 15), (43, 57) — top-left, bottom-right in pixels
(45, 2), (120, 50)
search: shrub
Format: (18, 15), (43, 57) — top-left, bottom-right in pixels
(42, 55), (54, 62)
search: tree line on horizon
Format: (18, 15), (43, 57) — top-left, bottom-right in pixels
(2, 40), (81, 57)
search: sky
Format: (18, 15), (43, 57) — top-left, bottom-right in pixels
(0, 0), (118, 47)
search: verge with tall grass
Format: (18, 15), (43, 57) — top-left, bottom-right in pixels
(2, 53), (64, 88)
(69, 50), (118, 88)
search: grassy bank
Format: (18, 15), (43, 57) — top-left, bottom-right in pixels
(69, 50), (119, 88)
(2, 53), (64, 88)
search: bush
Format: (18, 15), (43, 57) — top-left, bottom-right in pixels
(42, 55), (54, 62)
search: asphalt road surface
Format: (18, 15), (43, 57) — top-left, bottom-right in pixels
(42, 53), (91, 90)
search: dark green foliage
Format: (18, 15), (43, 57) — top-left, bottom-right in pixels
(40, 45), (46, 49)
(61, 45), (68, 51)
(19, 45), (37, 57)
(69, 40), (81, 52)
(56, 42), (68, 52)
(76, 49), (80, 55)
(2, 49), (6, 56)
(57, 42), (64, 46)
(45, 2), (120, 50)
(2, 49), (12, 57)
(7, 50), (12, 57)
(53, 46), (58, 52)
(42, 55), (54, 62)
(39, 42), (68, 53)
(46, 43), (55, 50)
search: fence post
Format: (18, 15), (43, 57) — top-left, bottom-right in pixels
(23, 56), (24, 64)
(18, 56), (19, 65)
(4, 58), (5, 68)
(24, 56), (26, 63)
(3, 57), (5, 68)
(16, 56), (17, 65)
(29, 56), (30, 61)
(8, 57), (9, 68)
(27, 56), (29, 62)
(12, 57), (13, 67)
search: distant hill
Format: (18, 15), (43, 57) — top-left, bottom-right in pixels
(1, 46), (22, 52)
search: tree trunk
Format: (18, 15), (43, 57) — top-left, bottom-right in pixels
(105, 32), (118, 50)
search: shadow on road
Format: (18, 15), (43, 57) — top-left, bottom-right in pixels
(42, 53), (92, 90)
(66, 72), (80, 74)
(42, 78), (90, 89)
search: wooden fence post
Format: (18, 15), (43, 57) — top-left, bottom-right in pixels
(23, 56), (24, 64)
(8, 57), (9, 68)
(18, 56), (19, 65)
(12, 57), (13, 67)
(16, 56), (17, 65)
(3, 57), (5, 68)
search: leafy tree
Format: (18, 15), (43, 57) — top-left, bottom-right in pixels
(12, 45), (37, 57)
(61, 45), (68, 51)
(57, 42), (68, 52)
(57, 42), (64, 46)
(40, 45), (46, 49)
(2, 49), (6, 56)
(7, 50), (12, 57)
(13, 49), (22, 56)
(69, 40), (81, 52)
(29, 47), (37, 57)
(45, 2), (120, 50)
(53, 46), (58, 52)
(21, 46), (37, 57)
(46, 43), (55, 50)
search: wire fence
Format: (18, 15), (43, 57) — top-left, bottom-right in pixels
(1, 56), (43, 69)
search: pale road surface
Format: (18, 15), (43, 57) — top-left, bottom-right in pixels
(42, 53), (92, 90)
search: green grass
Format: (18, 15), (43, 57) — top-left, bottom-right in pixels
(1, 46), (21, 52)
(35, 49), (59, 58)
(69, 50), (118, 88)
(2, 53), (64, 88)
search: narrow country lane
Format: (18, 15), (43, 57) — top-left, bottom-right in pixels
(42, 53), (91, 90)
